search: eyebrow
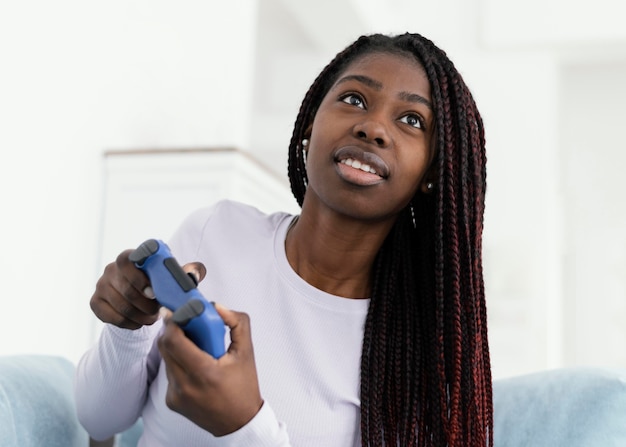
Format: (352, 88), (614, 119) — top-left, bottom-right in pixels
(398, 91), (433, 110)
(336, 74), (383, 91)
(335, 74), (433, 111)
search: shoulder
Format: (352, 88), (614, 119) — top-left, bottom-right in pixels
(182, 199), (290, 233)
(168, 200), (293, 261)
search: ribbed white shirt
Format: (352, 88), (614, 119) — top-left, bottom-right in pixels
(75, 200), (369, 446)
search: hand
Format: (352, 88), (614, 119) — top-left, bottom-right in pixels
(90, 249), (206, 330)
(158, 304), (263, 437)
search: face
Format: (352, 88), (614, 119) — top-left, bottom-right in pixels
(303, 51), (435, 223)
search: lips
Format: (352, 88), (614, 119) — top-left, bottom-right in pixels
(334, 146), (390, 179)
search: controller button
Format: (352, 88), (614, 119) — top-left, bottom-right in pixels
(171, 299), (205, 326)
(164, 257), (197, 292)
(129, 239), (160, 264)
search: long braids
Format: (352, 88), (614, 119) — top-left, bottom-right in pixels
(287, 33), (491, 447)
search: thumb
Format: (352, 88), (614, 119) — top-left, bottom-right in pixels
(182, 261), (207, 285)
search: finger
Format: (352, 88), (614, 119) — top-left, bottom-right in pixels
(182, 261), (207, 284)
(115, 250), (158, 301)
(90, 297), (143, 330)
(159, 307), (173, 321)
(158, 320), (190, 370)
(105, 274), (160, 320)
(91, 249), (160, 329)
(110, 251), (161, 314)
(214, 304), (252, 357)
(111, 281), (160, 316)
(158, 316), (217, 370)
(90, 289), (158, 329)
(158, 324), (189, 409)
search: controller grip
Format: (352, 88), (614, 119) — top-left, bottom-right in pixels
(171, 299), (226, 358)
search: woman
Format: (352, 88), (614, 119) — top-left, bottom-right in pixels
(76, 32), (491, 446)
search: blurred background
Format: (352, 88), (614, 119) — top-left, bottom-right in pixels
(1, 0), (625, 379)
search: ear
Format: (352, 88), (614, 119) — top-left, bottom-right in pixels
(301, 124), (314, 158)
(303, 123), (313, 140)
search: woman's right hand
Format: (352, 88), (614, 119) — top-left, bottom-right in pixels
(90, 249), (161, 330)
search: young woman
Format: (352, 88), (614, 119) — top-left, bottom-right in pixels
(76, 32), (491, 447)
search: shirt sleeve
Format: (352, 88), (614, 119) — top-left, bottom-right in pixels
(211, 402), (292, 447)
(74, 320), (163, 441)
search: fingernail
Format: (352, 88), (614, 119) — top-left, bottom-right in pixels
(213, 302), (227, 311)
(159, 307), (172, 319)
(143, 286), (155, 299)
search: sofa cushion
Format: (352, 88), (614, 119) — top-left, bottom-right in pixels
(0, 355), (88, 447)
(493, 367), (626, 447)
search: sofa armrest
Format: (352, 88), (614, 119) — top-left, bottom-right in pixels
(493, 367), (626, 446)
(0, 355), (89, 447)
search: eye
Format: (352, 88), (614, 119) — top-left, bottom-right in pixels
(399, 113), (424, 129)
(340, 93), (365, 109)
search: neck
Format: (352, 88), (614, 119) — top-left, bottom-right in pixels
(285, 207), (395, 299)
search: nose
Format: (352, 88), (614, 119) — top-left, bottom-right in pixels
(353, 116), (390, 148)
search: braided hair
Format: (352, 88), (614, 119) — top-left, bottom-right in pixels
(287, 33), (491, 446)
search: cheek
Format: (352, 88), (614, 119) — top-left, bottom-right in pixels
(403, 148), (431, 182)
(309, 115), (333, 144)
(394, 152), (431, 203)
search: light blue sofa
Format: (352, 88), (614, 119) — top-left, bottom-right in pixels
(0, 355), (141, 447)
(1, 354), (625, 446)
(493, 366), (626, 446)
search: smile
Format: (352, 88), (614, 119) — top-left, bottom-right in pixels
(334, 146), (390, 179)
(339, 158), (380, 176)
(333, 146), (390, 186)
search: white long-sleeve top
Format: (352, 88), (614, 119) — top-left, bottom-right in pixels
(75, 200), (369, 446)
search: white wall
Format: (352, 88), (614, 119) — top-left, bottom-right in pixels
(0, 1), (258, 362)
(481, 0), (626, 46)
(477, 0), (626, 376)
(559, 60), (626, 368)
(1, 0), (625, 378)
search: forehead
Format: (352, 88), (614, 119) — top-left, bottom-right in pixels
(334, 51), (429, 92)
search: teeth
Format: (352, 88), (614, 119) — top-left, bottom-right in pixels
(341, 158), (378, 175)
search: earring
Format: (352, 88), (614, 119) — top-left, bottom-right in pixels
(409, 203), (417, 229)
(426, 182), (434, 191)
(301, 139), (309, 187)
(301, 139), (309, 165)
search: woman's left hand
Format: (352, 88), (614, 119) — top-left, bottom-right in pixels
(158, 303), (264, 437)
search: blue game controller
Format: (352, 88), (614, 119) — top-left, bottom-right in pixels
(129, 239), (226, 358)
